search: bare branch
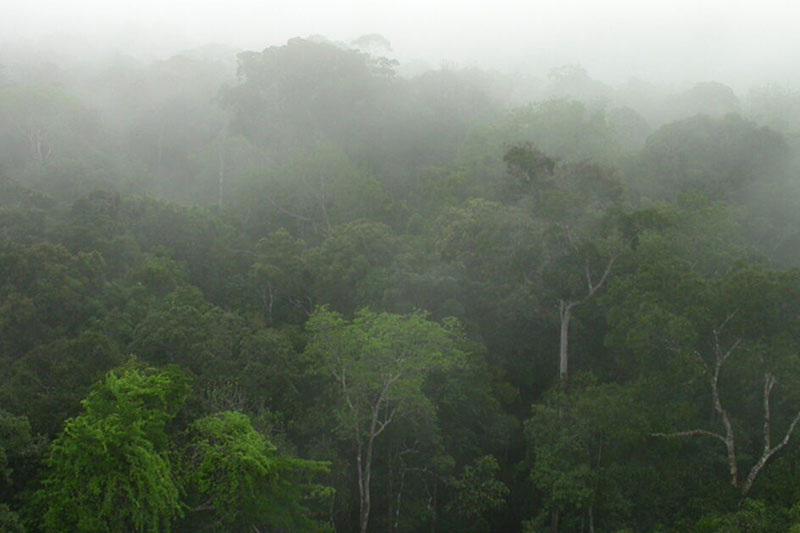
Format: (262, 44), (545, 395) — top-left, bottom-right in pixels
(763, 372), (776, 451)
(742, 410), (800, 494)
(716, 309), (740, 336)
(585, 260), (594, 293)
(650, 429), (727, 443)
(578, 251), (621, 305)
(374, 404), (399, 438)
(560, 224), (579, 252)
(712, 332), (741, 363)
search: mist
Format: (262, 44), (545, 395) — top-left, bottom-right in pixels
(4, 0), (800, 89)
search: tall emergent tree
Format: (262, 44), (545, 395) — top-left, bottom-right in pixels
(505, 143), (626, 381)
(304, 307), (466, 533)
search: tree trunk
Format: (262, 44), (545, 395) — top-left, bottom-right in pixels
(557, 253), (619, 382)
(156, 123), (164, 173)
(741, 374), (800, 495)
(710, 336), (739, 487)
(356, 439), (368, 533)
(217, 146), (226, 208)
(360, 440), (373, 533)
(393, 469), (405, 533)
(27, 126), (50, 166)
(360, 497), (370, 533)
(360, 417), (380, 533)
(430, 480), (437, 533)
(387, 445), (393, 533)
(559, 300), (572, 381)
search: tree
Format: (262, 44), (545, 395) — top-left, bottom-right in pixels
(304, 307), (466, 533)
(639, 113), (788, 201)
(306, 220), (397, 313)
(129, 285), (245, 381)
(545, 65), (612, 105)
(250, 228), (310, 324)
(550, 234), (621, 382)
(606, 107), (651, 151)
(0, 241), (105, 358)
(222, 38), (394, 156)
(514, 150), (626, 382)
(504, 101), (620, 164)
(696, 498), (789, 532)
(448, 455), (509, 532)
(180, 411), (331, 532)
(32, 363), (190, 532)
(504, 142), (556, 185)
(0, 410), (42, 530)
(4, 332), (123, 436)
(525, 380), (647, 532)
(0, 86), (98, 170)
(670, 82), (740, 119)
(746, 83), (800, 133)
(0, 410), (37, 486)
(606, 257), (800, 496)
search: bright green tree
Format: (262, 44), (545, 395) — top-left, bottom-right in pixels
(32, 364), (190, 532)
(180, 411), (331, 532)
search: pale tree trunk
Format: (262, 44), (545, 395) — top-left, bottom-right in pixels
(710, 333), (738, 487)
(156, 123), (164, 172)
(559, 301), (572, 380)
(387, 445), (393, 533)
(336, 366), (371, 533)
(429, 480), (437, 533)
(335, 368), (399, 533)
(390, 443), (415, 533)
(740, 372), (800, 495)
(393, 467), (406, 533)
(261, 284), (274, 325)
(360, 434), (373, 533)
(217, 145), (226, 209)
(355, 437), (370, 533)
(316, 172), (332, 234)
(558, 254), (619, 382)
(27, 126), (51, 166)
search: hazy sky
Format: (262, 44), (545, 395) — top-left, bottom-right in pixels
(3, 0), (799, 88)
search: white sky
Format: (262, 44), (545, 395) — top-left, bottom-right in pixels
(3, 0), (799, 88)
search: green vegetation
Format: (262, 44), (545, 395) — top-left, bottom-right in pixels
(2, 36), (800, 532)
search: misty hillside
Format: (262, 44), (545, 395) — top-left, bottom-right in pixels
(2, 33), (800, 532)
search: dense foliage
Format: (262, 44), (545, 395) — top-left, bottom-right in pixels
(2, 36), (800, 531)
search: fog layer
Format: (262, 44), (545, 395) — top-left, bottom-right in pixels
(3, 0), (800, 88)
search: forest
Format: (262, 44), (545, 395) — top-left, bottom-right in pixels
(2, 35), (800, 532)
